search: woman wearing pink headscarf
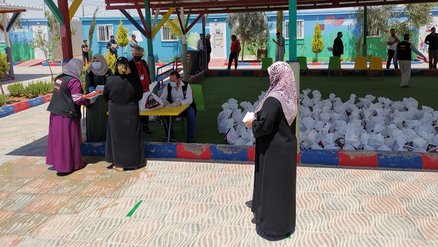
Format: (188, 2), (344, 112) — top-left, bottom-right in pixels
(244, 61), (298, 239)
(46, 58), (91, 176)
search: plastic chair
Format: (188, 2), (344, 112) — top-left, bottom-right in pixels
(190, 84), (205, 128)
(261, 57), (273, 70)
(297, 56), (308, 74)
(354, 56), (367, 76)
(328, 56), (341, 76)
(369, 56), (383, 70)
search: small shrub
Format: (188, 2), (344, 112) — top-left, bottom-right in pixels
(24, 81), (54, 98)
(104, 52), (116, 74)
(0, 94), (7, 106)
(0, 53), (10, 79)
(7, 83), (25, 97)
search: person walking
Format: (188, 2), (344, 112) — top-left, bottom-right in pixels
(85, 54), (112, 142)
(425, 27), (438, 69)
(244, 61), (298, 240)
(227, 35), (241, 70)
(396, 34), (427, 88)
(104, 57), (146, 171)
(46, 59), (92, 176)
(386, 28), (400, 69)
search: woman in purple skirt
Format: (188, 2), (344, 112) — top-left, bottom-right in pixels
(46, 58), (91, 176)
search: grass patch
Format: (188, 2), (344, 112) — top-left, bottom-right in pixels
(144, 75), (438, 144)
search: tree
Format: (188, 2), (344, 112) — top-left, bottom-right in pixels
(228, 12), (268, 61)
(45, 11), (61, 61)
(117, 20), (129, 56)
(88, 8), (99, 61)
(311, 23), (324, 61)
(104, 51), (116, 74)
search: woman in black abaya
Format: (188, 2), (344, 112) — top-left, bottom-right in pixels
(104, 57), (145, 171)
(244, 61), (298, 239)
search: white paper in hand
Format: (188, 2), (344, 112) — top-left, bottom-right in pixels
(242, 112), (255, 123)
(95, 85), (104, 91)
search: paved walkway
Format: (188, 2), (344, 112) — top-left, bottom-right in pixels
(1, 103), (438, 246)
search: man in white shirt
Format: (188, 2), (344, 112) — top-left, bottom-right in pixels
(160, 71), (197, 142)
(386, 28), (400, 69)
(128, 34), (139, 60)
(395, 34), (427, 88)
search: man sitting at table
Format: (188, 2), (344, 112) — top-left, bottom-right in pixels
(160, 71), (196, 143)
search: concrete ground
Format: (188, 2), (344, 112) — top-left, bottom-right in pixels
(1, 98), (438, 246)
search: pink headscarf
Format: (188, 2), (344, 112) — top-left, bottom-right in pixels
(255, 61), (298, 126)
(62, 58), (84, 79)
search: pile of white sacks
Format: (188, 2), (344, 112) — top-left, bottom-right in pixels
(217, 89), (438, 153)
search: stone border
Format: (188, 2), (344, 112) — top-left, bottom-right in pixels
(207, 69), (438, 77)
(0, 94), (52, 118)
(81, 142), (438, 170)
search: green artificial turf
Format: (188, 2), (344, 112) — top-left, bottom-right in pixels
(144, 75), (438, 144)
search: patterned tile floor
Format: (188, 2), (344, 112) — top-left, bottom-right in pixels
(1, 104), (438, 246)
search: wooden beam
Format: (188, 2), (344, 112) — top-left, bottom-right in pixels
(69, 0), (83, 20)
(44, 0), (64, 24)
(152, 8), (160, 28)
(133, 0), (151, 38)
(120, 9), (148, 38)
(185, 13), (204, 33)
(175, 8), (186, 34)
(6, 13), (21, 32)
(151, 8), (175, 38)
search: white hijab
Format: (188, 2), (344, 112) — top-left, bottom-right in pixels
(255, 62), (298, 126)
(63, 58), (84, 79)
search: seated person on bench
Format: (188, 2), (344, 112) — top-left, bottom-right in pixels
(160, 71), (197, 143)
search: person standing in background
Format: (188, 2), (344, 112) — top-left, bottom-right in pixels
(332, 32), (344, 58)
(85, 54), (112, 142)
(273, 32), (285, 62)
(128, 34), (139, 61)
(425, 27), (438, 69)
(386, 28), (400, 69)
(206, 34), (212, 66)
(106, 35), (119, 58)
(129, 46), (152, 134)
(81, 40), (89, 64)
(227, 35), (241, 70)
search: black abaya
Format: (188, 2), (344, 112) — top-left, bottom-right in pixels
(104, 75), (145, 169)
(251, 97), (297, 237)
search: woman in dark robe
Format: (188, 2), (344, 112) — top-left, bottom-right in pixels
(46, 58), (91, 176)
(104, 57), (146, 171)
(85, 54), (112, 142)
(244, 61), (298, 239)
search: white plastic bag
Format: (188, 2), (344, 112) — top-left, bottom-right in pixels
(139, 92), (164, 112)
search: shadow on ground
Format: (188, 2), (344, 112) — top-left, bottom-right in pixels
(6, 135), (48, 157)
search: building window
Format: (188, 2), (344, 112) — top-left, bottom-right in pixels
(284, 20), (304, 40)
(161, 26), (178, 42)
(97, 25), (113, 42)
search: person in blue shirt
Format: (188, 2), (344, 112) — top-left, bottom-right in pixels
(106, 35), (118, 58)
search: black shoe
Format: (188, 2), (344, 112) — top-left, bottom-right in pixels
(401, 85), (410, 88)
(47, 166), (55, 171)
(56, 171), (73, 176)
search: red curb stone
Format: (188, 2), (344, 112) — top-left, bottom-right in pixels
(42, 94), (52, 103)
(12, 101), (30, 113)
(176, 143), (211, 160)
(423, 70), (438, 76)
(422, 153), (438, 170)
(297, 151), (301, 163)
(247, 146), (255, 162)
(339, 151), (378, 168)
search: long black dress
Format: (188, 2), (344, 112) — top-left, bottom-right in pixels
(104, 74), (145, 169)
(85, 70), (112, 142)
(251, 97), (297, 237)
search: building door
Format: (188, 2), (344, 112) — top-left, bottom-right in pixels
(209, 22), (226, 58)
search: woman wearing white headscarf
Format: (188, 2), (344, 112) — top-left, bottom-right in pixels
(244, 61), (298, 239)
(47, 58), (91, 175)
(85, 54), (112, 142)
